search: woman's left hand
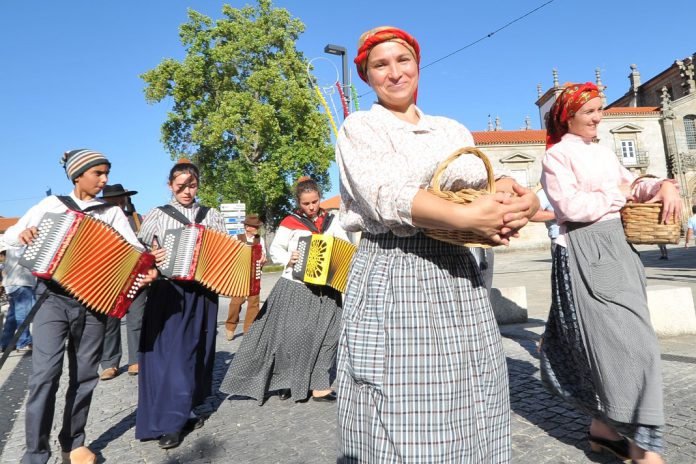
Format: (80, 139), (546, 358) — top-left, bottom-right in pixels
(646, 181), (682, 223)
(141, 267), (160, 286)
(152, 247), (168, 266)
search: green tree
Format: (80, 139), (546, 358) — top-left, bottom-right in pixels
(141, 0), (333, 226)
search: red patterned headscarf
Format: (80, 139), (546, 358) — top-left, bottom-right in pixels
(354, 26), (421, 99)
(545, 82), (600, 149)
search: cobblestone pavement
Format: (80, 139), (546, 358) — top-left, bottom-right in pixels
(1, 244), (695, 463)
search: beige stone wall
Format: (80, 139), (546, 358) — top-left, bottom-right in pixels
(597, 115), (669, 178)
(479, 143), (546, 188)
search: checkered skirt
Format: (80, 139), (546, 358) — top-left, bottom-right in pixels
(337, 233), (510, 463)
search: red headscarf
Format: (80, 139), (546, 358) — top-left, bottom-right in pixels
(545, 82), (600, 149)
(354, 26), (421, 101)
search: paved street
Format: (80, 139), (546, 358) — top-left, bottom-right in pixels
(0, 244), (694, 463)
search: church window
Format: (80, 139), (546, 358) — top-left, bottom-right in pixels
(685, 115), (696, 150)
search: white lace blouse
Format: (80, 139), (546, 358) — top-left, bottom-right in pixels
(336, 104), (500, 237)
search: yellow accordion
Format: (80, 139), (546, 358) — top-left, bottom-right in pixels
(291, 234), (356, 293)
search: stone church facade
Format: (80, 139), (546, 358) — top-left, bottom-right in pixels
(474, 54), (696, 213)
(467, 56), (696, 247)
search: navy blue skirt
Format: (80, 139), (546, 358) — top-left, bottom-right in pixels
(135, 280), (217, 439)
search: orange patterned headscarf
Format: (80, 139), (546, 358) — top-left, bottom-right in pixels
(546, 82), (600, 149)
(354, 26), (421, 84)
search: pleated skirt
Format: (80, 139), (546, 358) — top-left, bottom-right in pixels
(540, 219), (664, 452)
(135, 280), (218, 439)
(221, 277), (342, 404)
(337, 232), (510, 463)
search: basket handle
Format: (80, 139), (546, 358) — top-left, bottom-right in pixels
(630, 174), (658, 189)
(430, 147), (496, 195)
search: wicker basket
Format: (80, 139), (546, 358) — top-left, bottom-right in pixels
(424, 147), (499, 248)
(620, 175), (680, 245)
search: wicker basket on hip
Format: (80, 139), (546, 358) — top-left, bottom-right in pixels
(620, 175), (680, 245)
(424, 147), (499, 248)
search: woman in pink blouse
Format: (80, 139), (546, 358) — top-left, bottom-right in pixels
(335, 26), (538, 463)
(540, 83), (680, 464)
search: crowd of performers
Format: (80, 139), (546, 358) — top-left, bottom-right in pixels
(2, 25), (681, 464)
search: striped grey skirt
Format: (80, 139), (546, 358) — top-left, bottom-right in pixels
(337, 233), (510, 463)
(540, 219), (664, 452)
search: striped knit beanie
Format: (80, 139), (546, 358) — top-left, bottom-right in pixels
(60, 149), (111, 181)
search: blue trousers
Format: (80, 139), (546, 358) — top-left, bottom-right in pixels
(1, 286), (35, 350)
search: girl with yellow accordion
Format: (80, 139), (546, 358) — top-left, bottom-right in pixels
(222, 177), (349, 404)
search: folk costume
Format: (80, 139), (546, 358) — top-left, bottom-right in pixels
(540, 83), (670, 452)
(135, 199), (226, 440)
(335, 27), (510, 463)
(222, 208), (348, 404)
(225, 215), (267, 337)
(4, 150), (144, 464)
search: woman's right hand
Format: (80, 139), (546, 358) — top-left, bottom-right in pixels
(463, 193), (533, 245)
(18, 227), (38, 245)
(287, 250), (300, 268)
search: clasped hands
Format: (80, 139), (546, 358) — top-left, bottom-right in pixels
(471, 179), (540, 246)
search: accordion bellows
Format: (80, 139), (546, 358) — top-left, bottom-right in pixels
(292, 234), (356, 293)
(19, 211), (155, 318)
(158, 225), (253, 297)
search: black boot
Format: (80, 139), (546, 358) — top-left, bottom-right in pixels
(158, 432), (182, 449)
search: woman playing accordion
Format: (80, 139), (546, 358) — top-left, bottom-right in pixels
(222, 177), (350, 404)
(135, 159), (227, 450)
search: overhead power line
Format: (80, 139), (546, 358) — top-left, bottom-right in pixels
(358, 0), (556, 98)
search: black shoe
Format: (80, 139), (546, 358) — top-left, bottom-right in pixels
(588, 434), (630, 461)
(158, 432), (181, 449)
(184, 416), (205, 431)
(311, 391), (337, 403)
(278, 389), (291, 400)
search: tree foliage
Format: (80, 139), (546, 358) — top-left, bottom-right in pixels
(142, 0), (333, 226)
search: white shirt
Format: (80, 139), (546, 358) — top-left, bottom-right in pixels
(271, 213), (349, 282)
(336, 104), (506, 236)
(4, 193), (143, 250)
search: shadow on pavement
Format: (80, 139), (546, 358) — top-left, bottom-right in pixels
(88, 350), (235, 457)
(0, 354), (32, 458)
(507, 341), (625, 463)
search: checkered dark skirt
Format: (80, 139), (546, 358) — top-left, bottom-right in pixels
(337, 233), (510, 463)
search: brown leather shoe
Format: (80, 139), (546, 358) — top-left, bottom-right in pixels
(61, 446), (97, 464)
(127, 363), (139, 376)
(100, 367), (118, 381)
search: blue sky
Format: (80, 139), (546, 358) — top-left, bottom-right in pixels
(2, 0), (696, 218)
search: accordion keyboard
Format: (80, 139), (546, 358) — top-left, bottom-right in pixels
(23, 213), (76, 273)
(172, 226), (200, 277)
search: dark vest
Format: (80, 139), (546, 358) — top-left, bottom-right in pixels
(237, 233), (261, 246)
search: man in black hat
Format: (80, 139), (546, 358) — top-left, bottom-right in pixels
(225, 214), (266, 340)
(99, 184), (146, 380)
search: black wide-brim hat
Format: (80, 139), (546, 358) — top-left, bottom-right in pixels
(101, 183), (138, 198)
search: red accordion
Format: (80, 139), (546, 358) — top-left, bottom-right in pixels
(158, 225), (256, 297)
(19, 211), (155, 318)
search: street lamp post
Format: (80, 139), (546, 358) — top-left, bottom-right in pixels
(324, 44), (350, 113)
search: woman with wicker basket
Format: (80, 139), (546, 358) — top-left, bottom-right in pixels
(539, 83), (681, 464)
(335, 26), (539, 463)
